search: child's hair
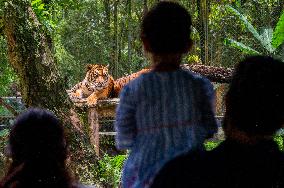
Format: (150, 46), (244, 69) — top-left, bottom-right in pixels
(224, 56), (284, 136)
(0, 108), (73, 188)
(141, 1), (192, 54)
(9, 108), (67, 163)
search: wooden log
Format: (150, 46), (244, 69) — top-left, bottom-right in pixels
(88, 108), (100, 156)
(97, 98), (119, 118)
(181, 64), (234, 83)
(74, 98), (119, 118)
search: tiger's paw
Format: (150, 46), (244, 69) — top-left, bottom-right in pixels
(86, 96), (98, 107)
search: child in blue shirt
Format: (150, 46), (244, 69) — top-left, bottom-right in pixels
(115, 2), (218, 188)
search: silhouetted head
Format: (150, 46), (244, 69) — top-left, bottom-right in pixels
(1, 109), (73, 188)
(141, 1), (192, 55)
(224, 56), (284, 138)
(9, 108), (67, 164)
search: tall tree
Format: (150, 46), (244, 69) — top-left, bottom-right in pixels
(2, 0), (90, 141)
(127, 0), (132, 71)
(3, 0), (71, 113)
(143, 0), (148, 16)
(111, 0), (119, 79)
(3, 1), (97, 180)
(197, 0), (207, 64)
(104, 0), (111, 66)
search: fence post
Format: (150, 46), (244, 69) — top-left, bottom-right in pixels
(88, 107), (100, 157)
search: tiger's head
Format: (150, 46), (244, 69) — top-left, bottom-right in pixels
(84, 64), (113, 91)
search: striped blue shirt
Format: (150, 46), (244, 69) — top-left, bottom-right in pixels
(115, 68), (218, 188)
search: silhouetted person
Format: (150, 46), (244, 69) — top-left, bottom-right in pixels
(151, 56), (284, 188)
(0, 108), (94, 188)
(115, 2), (217, 188)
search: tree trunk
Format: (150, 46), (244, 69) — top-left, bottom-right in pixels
(3, 0), (97, 175)
(3, 0), (70, 113)
(181, 64), (233, 83)
(127, 0), (132, 72)
(143, 0), (148, 16)
(110, 0), (119, 79)
(3, 0), (87, 143)
(104, 0), (112, 67)
(111, 1), (119, 79)
(197, 0), (207, 64)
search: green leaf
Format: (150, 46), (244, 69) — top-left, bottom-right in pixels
(225, 5), (273, 53)
(272, 11), (284, 49)
(224, 38), (260, 55)
(37, 4), (45, 11)
(235, 0), (241, 8)
(0, 129), (9, 137)
(31, 0), (42, 6)
(226, 5), (261, 41)
(259, 28), (275, 53)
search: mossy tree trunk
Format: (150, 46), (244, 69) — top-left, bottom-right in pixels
(3, 0), (70, 113)
(3, 0), (98, 176)
(3, 0), (87, 144)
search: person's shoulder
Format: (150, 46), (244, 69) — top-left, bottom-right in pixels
(180, 68), (211, 85)
(151, 150), (206, 188)
(121, 70), (157, 97)
(124, 70), (152, 88)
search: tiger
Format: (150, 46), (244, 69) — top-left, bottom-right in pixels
(67, 64), (114, 106)
(112, 68), (151, 97)
(67, 64), (150, 106)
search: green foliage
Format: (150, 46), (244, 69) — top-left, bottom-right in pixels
(272, 11), (284, 49)
(225, 5), (284, 60)
(224, 38), (260, 54)
(274, 134), (284, 151)
(0, 36), (18, 96)
(0, 129), (8, 137)
(186, 54), (201, 64)
(204, 140), (222, 151)
(0, 128), (9, 177)
(226, 5), (264, 46)
(98, 154), (126, 187)
(31, 0), (55, 32)
(204, 133), (284, 151)
(53, 34), (82, 87)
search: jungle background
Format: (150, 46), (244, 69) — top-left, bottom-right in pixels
(0, 0), (283, 187)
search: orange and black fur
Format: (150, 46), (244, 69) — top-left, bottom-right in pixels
(112, 68), (150, 97)
(67, 64), (114, 106)
(67, 64), (150, 106)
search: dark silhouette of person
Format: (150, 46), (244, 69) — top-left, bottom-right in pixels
(115, 2), (217, 187)
(0, 108), (94, 188)
(151, 56), (284, 188)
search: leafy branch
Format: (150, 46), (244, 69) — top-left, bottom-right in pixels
(224, 5), (284, 60)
